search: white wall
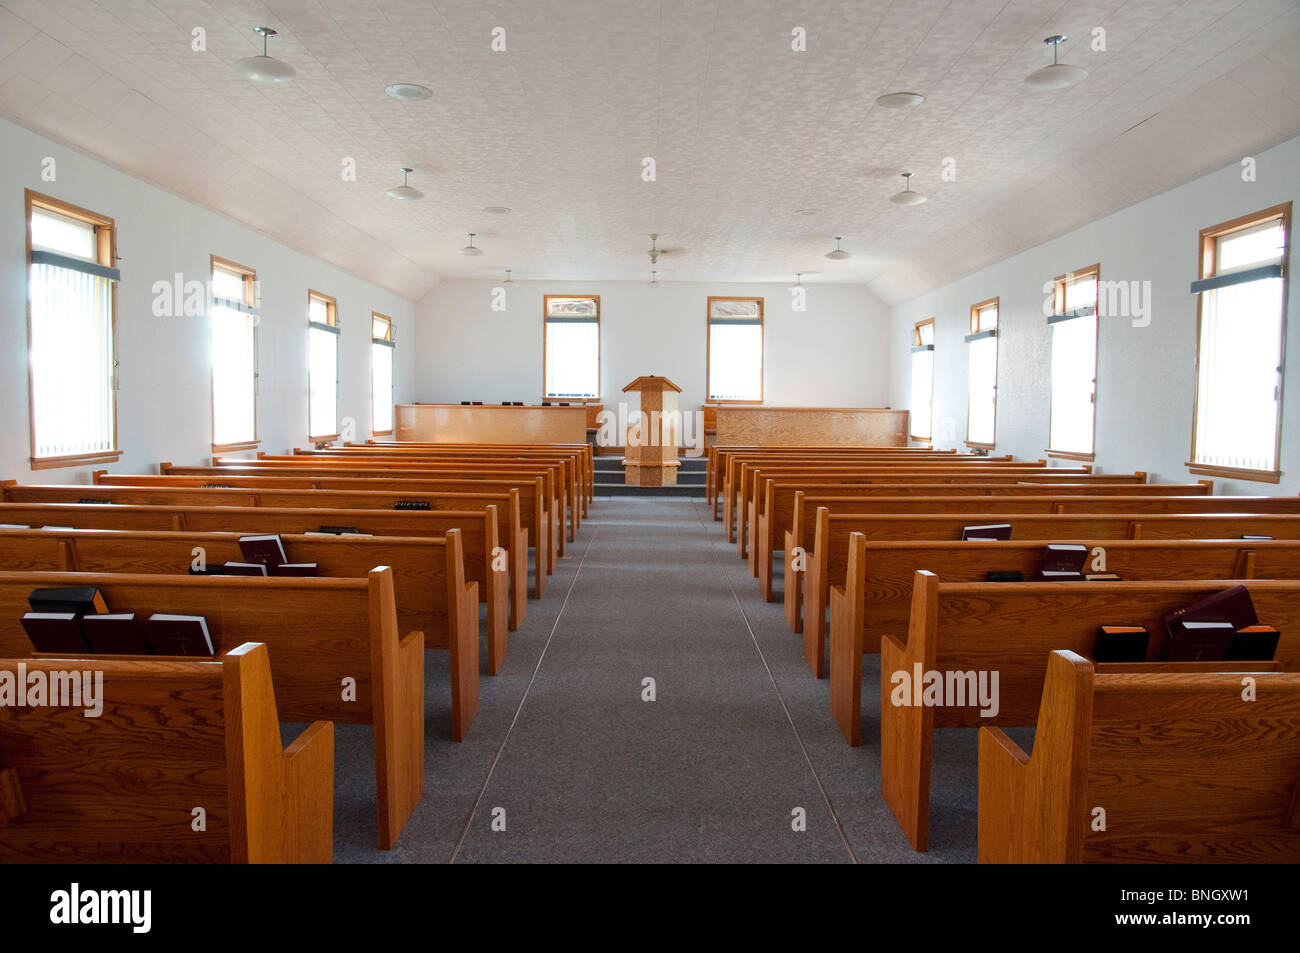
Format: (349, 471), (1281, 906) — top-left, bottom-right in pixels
(413, 279), (892, 414)
(890, 134), (1300, 495)
(0, 116), (414, 483)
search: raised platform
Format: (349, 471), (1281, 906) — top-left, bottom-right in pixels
(595, 455), (705, 497)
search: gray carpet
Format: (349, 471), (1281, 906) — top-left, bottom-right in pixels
(313, 497), (993, 863)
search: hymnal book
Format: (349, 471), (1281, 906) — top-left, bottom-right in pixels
(985, 570), (1025, 582)
(1094, 625), (1149, 663)
(1225, 625), (1280, 662)
(315, 525), (361, 535)
(81, 613), (152, 655)
(20, 613), (89, 653)
(237, 534), (287, 566)
(220, 561), (269, 576)
(962, 523), (1012, 541)
(76, 498), (114, 505)
(1085, 573), (1122, 581)
(1040, 543), (1087, 577)
(1241, 535), (1273, 541)
(272, 563), (318, 577)
(0, 524), (30, 530)
(393, 500), (430, 511)
(1039, 570), (1085, 581)
(28, 586), (109, 616)
(1163, 584), (1258, 637)
(145, 614), (215, 656)
(1165, 620), (1235, 662)
(40, 526), (75, 531)
(201, 483), (234, 489)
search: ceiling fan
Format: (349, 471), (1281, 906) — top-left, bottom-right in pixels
(647, 233), (683, 265)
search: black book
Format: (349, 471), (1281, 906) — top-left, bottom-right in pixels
(220, 561), (269, 576)
(145, 614), (215, 656)
(985, 570), (1024, 582)
(316, 525), (360, 535)
(1165, 620), (1235, 662)
(28, 586), (109, 616)
(961, 522), (1012, 541)
(237, 534), (287, 567)
(393, 500), (430, 511)
(1094, 625), (1149, 663)
(1040, 543), (1088, 576)
(1225, 625), (1280, 662)
(272, 563), (318, 577)
(76, 498), (113, 505)
(81, 613), (152, 654)
(20, 613), (89, 653)
(1163, 584), (1258, 637)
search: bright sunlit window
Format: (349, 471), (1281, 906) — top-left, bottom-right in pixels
(308, 290), (339, 440)
(1190, 204), (1290, 480)
(210, 257), (258, 448)
(707, 297), (763, 402)
(544, 295), (600, 399)
(372, 312), (395, 435)
(1048, 265), (1099, 457)
(910, 319), (935, 440)
(26, 191), (120, 467)
(966, 298), (998, 447)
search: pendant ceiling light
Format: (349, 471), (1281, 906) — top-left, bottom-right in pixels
(789, 272), (804, 290)
(890, 172), (927, 206)
(385, 83), (432, 102)
(460, 232), (483, 256)
(1025, 35), (1088, 90)
(825, 237), (850, 260)
(503, 269), (516, 285)
(648, 269), (660, 286)
(875, 91), (924, 108)
(385, 167), (422, 200)
(235, 27), (295, 85)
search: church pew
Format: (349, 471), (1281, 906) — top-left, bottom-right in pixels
(0, 502), (511, 676)
(769, 481), (1214, 621)
(8, 483), (527, 639)
(978, 650), (1300, 863)
(881, 572), (1300, 851)
(0, 642), (334, 863)
(0, 526), (480, 739)
(0, 568), (424, 850)
(828, 536), (1300, 746)
(802, 510), (1300, 678)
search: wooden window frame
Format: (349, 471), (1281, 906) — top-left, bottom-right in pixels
(371, 311), (396, 437)
(909, 317), (935, 440)
(307, 289), (340, 442)
(1186, 202), (1290, 485)
(1045, 263), (1100, 462)
(25, 190), (122, 470)
(542, 294), (602, 402)
(209, 254), (261, 452)
(706, 295), (765, 404)
(965, 298), (999, 450)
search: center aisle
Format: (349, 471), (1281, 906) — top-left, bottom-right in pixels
(452, 497), (853, 863)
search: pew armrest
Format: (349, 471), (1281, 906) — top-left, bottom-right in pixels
(282, 720), (335, 863)
(0, 767), (26, 828)
(977, 727), (1031, 865)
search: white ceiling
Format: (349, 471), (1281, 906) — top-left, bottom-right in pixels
(2, 0), (1298, 304)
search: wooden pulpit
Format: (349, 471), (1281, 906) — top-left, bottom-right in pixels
(621, 375), (682, 486)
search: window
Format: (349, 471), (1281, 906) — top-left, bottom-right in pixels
(308, 290), (339, 440)
(909, 319), (935, 440)
(210, 256), (259, 449)
(25, 191), (121, 469)
(543, 295), (600, 399)
(371, 312), (395, 435)
(966, 298), (999, 447)
(707, 296), (763, 402)
(1189, 203), (1290, 482)
(1047, 264), (1100, 458)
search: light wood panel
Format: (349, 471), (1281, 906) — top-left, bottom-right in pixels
(395, 403), (588, 444)
(714, 407), (909, 447)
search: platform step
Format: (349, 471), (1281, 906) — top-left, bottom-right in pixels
(593, 482), (704, 497)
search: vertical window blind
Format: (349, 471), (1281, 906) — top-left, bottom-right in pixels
(308, 293), (339, 439)
(707, 297), (763, 401)
(910, 320), (935, 439)
(372, 313), (395, 433)
(965, 300), (998, 446)
(544, 296), (600, 399)
(210, 263), (257, 446)
(1048, 269), (1098, 455)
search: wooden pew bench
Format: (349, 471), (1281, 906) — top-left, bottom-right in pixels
(0, 642), (334, 863)
(979, 650), (1300, 863)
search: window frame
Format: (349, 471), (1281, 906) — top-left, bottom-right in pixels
(705, 295), (765, 404)
(541, 294), (602, 402)
(209, 254), (260, 452)
(25, 189), (122, 470)
(371, 311), (396, 437)
(909, 317), (935, 440)
(307, 289), (340, 442)
(1186, 202), (1291, 484)
(1045, 262), (1100, 462)
(965, 297), (999, 449)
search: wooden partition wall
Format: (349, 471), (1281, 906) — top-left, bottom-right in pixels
(395, 403), (589, 444)
(714, 407), (909, 447)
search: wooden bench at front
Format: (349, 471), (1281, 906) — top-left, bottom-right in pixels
(0, 642), (334, 863)
(0, 526), (480, 740)
(879, 572), (1300, 851)
(828, 536), (1300, 746)
(801, 509), (1300, 677)
(979, 650), (1300, 863)
(0, 568), (422, 850)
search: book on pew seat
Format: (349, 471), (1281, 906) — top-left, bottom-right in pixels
(1163, 584), (1258, 636)
(312, 525), (370, 536)
(145, 614), (215, 656)
(1225, 625), (1280, 662)
(1165, 620), (1236, 662)
(1086, 572), (1122, 581)
(0, 524), (30, 529)
(20, 613), (89, 654)
(220, 561), (269, 576)
(76, 497), (113, 504)
(1094, 625), (1149, 663)
(28, 586), (109, 616)
(272, 563), (318, 577)
(962, 523), (1012, 541)
(1241, 535), (1274, 541)
(986, 570), (1024, 582)
(1039, 543), (1087, 579)
(81, 613), (152, 655)
(237, 534), (287, 567)
(1039, 570), (1085, 581)
(40, 526), (75, 531)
